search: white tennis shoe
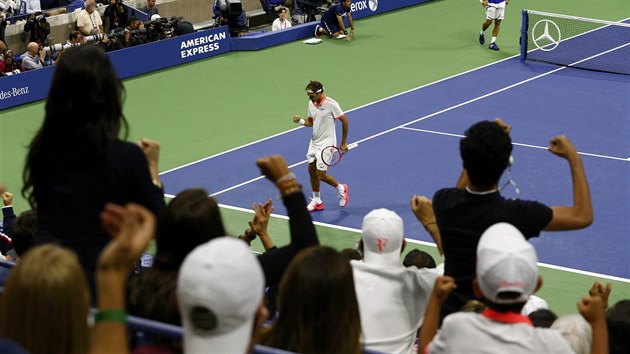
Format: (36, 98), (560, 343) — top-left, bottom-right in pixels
(307, 199), (324, 212)
(338, 184), (349, 207)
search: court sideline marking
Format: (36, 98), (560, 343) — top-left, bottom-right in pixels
(401, 127), (630, 162)
(219, 204), (630, 284)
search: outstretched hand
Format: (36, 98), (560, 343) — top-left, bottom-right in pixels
(494, 117), (512, 134)
(249, 199), (273, 236)
(256, 155), (292, 183)
(548, 135), (578, 160)
(578, 295), (606, 324)
(411, 195), (436, 227)
(99, 203), (156, 273)
(589, 281), (612, 309)
(138, 138), (161, 167)
(432, 276), (457, 303)
(2, 191), (13, 206)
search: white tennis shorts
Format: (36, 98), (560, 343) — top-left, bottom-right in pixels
(483, 1), (506, 20)
(307, 143), (329, 171)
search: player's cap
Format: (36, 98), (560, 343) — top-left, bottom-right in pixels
(177, 237), (265, 354)
(476, 222), (539, 304)
(361, 208), (404, 267)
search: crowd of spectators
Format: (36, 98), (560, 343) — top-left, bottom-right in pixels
(0, 0), (195, 77)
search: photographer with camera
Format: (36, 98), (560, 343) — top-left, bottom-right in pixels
(24, 12), (50, 45)
(213, 0), (247, 36)
(77, 0), (103, 36)
(21, 41), (46, 70)
(103, 0), (127, 33)
(125, 16), (147, 46)
(66, 30), (84, 45)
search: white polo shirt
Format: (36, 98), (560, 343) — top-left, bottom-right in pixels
(351, 260), (441, 354)
(427, 309), (574, 354)
(308, 94), (344, 148)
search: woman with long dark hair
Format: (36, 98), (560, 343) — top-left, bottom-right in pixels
(22, 45), (165, 295)
(261, 246), (363, 354)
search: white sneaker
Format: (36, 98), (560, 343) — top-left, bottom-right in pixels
(338, 184), (349, 207)
(307, 199), (324, 212)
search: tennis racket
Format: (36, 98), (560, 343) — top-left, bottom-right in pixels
(321, 143), (358, 167)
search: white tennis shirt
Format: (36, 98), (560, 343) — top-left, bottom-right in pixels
(308, 95), (344, 147)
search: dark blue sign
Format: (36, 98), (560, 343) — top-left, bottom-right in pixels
(349, 0), (433, 20)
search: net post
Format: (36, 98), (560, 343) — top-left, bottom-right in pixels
(520, 9), (529, 62)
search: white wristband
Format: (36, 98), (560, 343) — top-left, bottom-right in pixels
(298, 118), (306, 125)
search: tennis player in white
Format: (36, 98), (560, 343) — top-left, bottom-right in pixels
(479, 0), (509, 50)
(292, 81), (349, 212)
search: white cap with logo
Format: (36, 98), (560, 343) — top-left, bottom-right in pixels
(177, 237), (265, 354)
(361, 208), (404, 267)
(476, 222), (539, 304)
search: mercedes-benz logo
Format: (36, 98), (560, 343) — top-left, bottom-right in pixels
(532, 19), (561, 51)
(369, 0), (378, 12)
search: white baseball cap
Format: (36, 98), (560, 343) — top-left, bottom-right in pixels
(177, 237), (265, 354)
(476, 222), (539, 304)
(361, 208), (404, 267)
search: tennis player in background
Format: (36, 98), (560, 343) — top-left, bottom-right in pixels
(479, 0), (509, 50)
(292, 81), (349, 212)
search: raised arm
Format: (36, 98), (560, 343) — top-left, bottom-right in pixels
(418, 276), (457, 352)
(578, 295), (608, 354)
(544, 135), (593, 230)
(92, 203), (156, 354)
(411, 195), (443, 256)
(255, 155), (319, 286)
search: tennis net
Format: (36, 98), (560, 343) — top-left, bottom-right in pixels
(520, 10), (630, 75)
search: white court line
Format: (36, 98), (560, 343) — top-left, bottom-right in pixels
(401, 127), (630, 162)
(220, 205), (630, 283)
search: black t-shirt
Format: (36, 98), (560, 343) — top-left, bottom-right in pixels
(433, 188), (552, 318)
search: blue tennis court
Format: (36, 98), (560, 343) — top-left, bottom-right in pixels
(160, 55), (630, 280)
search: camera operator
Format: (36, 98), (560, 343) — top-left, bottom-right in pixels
(145, 15), (166, 42)
(66, 30), (84, 46)
(125, 17), (146, 46)
(99, 27), (127, 51)
(49, 30), (83, 61)
(213, 0), (247, 36)
(24, 12), (50, 45)
(77, 0), (103, 36)
(21, 41), (46, 70)
(103, 0), (128, 33)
